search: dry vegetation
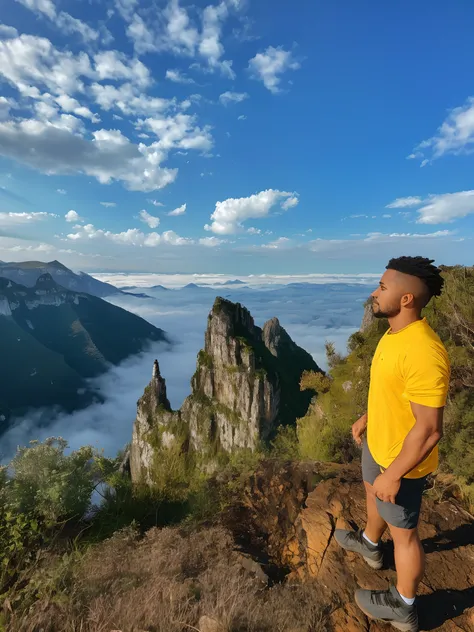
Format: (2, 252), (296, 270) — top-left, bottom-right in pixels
(6, 526), (328, 632)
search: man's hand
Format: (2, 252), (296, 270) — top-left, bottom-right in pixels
(352, 413), (368, 446)
(372, 471), (401, 504)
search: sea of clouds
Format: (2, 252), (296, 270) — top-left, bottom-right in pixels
(1, 276), (375, 461)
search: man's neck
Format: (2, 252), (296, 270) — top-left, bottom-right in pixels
(387, 312), (423, 334)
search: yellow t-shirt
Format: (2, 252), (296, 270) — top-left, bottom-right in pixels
(367, 317), (450, 479)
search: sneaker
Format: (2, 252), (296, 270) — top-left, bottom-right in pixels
(354, 584), (419, 632)
(334, 528), (383, 569)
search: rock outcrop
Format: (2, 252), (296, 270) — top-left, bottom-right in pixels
(223, 461), (474, 631)
(130, 297), (322, 484)
(360, 299), (376, 333)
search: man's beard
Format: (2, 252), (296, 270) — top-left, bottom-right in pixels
(372, 302), (400, 319)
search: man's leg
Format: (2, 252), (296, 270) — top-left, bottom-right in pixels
(364, 480), (388, 544)
(389, 525), (425, 600)
(353, 478), (426, 631)
(334, 479), (386, 569)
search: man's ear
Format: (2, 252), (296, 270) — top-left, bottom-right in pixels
(401, 293), (415, 308)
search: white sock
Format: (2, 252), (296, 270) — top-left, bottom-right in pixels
(362, 531), (379, 547)
(398, 591), (416, 606)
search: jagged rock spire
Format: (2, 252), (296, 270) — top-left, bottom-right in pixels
(150, 358), (171, 410)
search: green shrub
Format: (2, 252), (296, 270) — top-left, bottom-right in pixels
(6, 438), (96, 525)
(270, 425), (299, 460)
(0, 507), (43, 591)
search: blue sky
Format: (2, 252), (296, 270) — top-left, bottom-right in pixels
(0, 0), (473, 274)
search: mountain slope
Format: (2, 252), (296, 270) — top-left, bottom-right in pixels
(0, 260), (121, 297)
(0, 274), (168, 427)
(0, 315), (92, 422)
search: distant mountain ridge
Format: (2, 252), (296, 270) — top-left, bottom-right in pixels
(0, 272), (168, 428)
(0, 260), (121, 298)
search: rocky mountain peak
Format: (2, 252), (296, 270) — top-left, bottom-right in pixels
(48, 260), (70, 271)
(130, 297), (323, 485)
(35, 273), (59, 291)
(149, 359), (171, 411)
(262, 317), (283, 357)
(209, 297), (255, 337)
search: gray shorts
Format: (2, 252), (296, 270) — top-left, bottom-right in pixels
(362, 439), (427, 530)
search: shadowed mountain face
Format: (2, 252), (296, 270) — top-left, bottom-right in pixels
(0, 273), (168, 428)
(0, 260), (121, 298)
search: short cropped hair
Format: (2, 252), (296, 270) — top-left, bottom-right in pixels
(386, 256), (444, 303)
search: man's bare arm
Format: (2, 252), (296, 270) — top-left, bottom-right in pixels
(384, 402), (444, 481)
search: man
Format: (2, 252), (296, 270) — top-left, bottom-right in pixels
(335, 256), (450, 632)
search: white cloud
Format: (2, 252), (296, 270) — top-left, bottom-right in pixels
(93, 270), (381, 289)
(416, 191), (474, 224)
(66, 222), (193, 247)
(199, 1), (234, 77)
(364, 230), (454, 241)
(140, 113), (213, 153)
(219, 91), (249, 106)
(56, 188), (67, 194)
(0, 34), (94, 96)
(54, 94), (100, 123)
(159, 0), (200, 55)
(94, 51), (150, 88)
(148, 199), (164, 207)
(90, 82), (172, 117)
(65, 210), (82, 223)
(139, 209), (160, 228)
(386, 196), (422, 208)
(126, 0), (234, 77)
(382, 214), (391, 218)
(100, 202), (116, 208)
(126, 14), (158, 55)
(0, 24), (18, 39)
(410, 97), (474, 163)
(247, 227), (261, 234)
(0, 35), (151, 113)
(126, 0), (199, 56)
(161, 230), (194, 245)
(168, 203), (187, 216)
(248, 46), (300, 93)
(199, 236), (227, 247)
(281, 195), (299, 210)
(237, 114), (247, 120)
(0, 211), (54, 226)
(0, 33), (214, 193)
(0, 97), (15, 121)
(0, 119), (178, 193)
(15, 0), (99, 42)
(262, 237), (291, 249)
(166, 69), (196, 84)
(386, 190), (474, 224)
(1, 241), (53, 253)
(116, 0), (138, 20)
(307, 229), (454, 254)
(205, 189), (299, 234)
